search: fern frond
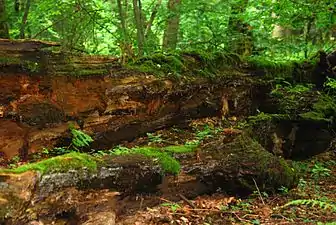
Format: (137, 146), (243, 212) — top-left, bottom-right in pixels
(70, 128), (94, 148)
(284, 199), (336, 212)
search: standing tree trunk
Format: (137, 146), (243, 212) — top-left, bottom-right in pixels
(162, 0), (181, 51)
(0, 0), (9, 38)
(145, 0), (162, 38)
(132, 0), (145, 57)
(116, 0), (134, 63)
(19, 0), (31, 39)
(227, 0), (252, 56)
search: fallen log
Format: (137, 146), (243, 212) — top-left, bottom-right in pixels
(0, 39), (260, 159)
(0, 153), (163, 224)
(0, 133), (297, 224)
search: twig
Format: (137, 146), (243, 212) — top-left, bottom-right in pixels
(158, 197), (175, 204)
(178, 194), (196, 209)
(252, 178), (265, 205)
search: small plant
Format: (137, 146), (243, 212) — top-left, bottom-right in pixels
(196, 125), (214, 140)
(252, 219), (261, 225)
(146, 133), (164, 144)
(109, 145), (131, 155)
(70, 127), (94, 149)
(284, 199), (336, 212)
(297, 178), (308, 191)
(278, 186), (289, 194)
(311, 162), (331, 180)
(317, 222), (336, 225)
(8, 156), (21, 168)
(161, 203), (181, 212)
(324, 77), (336, 94)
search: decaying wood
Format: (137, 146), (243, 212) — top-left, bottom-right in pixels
(0, 38), (60, 51)
(0, 133), (297, 224)
(0, 39), (257, 159)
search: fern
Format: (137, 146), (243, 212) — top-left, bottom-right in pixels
(70, 127), (93, 149)
(284, 199), (336, 212)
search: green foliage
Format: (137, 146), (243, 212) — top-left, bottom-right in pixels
(110, 146), (181, 175)
(324, 77), (336, 95)
(247, 112), (290, 126)
(42, 147), (72, 156)
(195, 124), (222, 141)
(284, 199), (336, 212)
(161, 203), (181, 212)
(70, 127), (94, 149)
(278, 186), (289, 194)
(0, 152), (97, 174)
(97, 141), (198, 175)
(2, 0), (334, 61)
(163, 144), (198, 154)
(311, 163), (331, 180)
(317, 222), (336, 225)
(147, 133), (164, 144)
(299, 95), (336, 122)
(39, 127), (94, 158)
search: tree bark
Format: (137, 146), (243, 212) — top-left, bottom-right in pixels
(0, 133), (298, 223)
(227, 0), (252, 56)
(116, 0), (133, 63)
(19, 0), (31, 39)
(0, 0), (9, 38)
(162, 0), (181, 51)
(132, 0), (145, 56)
(145, 0), (162, 38)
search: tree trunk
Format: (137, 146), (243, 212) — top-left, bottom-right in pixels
(132, 0), (145, 57)
(162, 0), (181, 51)
(145, 0), (162, 38)
(0, 133), (298, 224)
(0, 0), (9, 38)
(116, 0), (133, 63)
(19, 0), (31, 39)
(227, 0), (252, 56)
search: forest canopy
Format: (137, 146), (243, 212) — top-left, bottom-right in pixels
(0, 0), (335, 61)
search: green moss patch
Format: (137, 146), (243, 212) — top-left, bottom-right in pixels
(163, 144), (198, 154)
(299, 95), (336, 122)
(110, 144), (198, 175)
(126, 50), (244, 78)
(110, 146), (179, 175)
(0, 152), (97, 175)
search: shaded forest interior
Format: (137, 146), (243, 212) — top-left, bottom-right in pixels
(0, 0), (336, 225)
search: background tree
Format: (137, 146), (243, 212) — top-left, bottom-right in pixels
(132, 0), (145, 56)
(162, 0), (181, 51)
(0, 0), (9, 38)
(0, 0), (334, 60)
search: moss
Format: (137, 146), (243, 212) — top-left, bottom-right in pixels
(127, 53), (185, 77)
(0, 57), (21, 65)
(0, 152), (97, 175)
(163, 144), (198, 153)
(241, 135), (297, 189)
(299, 111), (331, 122)
(131, 147), (181, 175)
(299, 95), (336, 122)
(110, 146), (183, 175)
(248, 112), (290, 125)
(247, 56), (296, 77)
(126, 50), (246, 79)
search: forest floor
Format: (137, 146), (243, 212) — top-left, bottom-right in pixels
(1, 117), (335, 225)
(113, 118), (336, 225)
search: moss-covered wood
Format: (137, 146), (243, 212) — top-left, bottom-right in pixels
(0, 135), (298, 223)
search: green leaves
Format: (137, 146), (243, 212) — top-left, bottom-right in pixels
(70, 127), (93, 149)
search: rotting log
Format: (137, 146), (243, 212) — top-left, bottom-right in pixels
(0, 132), (298, 224)
(0, 39), (261, 159)
(0, 153), (162, 224)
